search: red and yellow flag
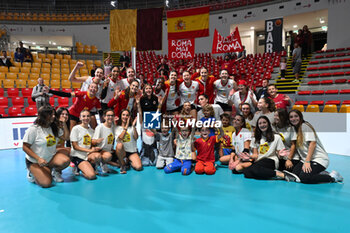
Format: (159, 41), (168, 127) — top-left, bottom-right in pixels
(167, 6), (209, 40)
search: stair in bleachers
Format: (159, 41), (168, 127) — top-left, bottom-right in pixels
(274, 55), (311, 94)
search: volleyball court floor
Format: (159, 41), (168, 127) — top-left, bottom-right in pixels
(0, 149), (349, 233)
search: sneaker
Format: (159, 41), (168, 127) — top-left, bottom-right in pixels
(283, 170), (300, 183)
(100, 162), (110, 174)
(27, 170), (35, 183)
(71, 165), (80, 176)
(52, 169), (64, 183)
(329, 170), (343, 183)
(120, 165), (127, 174)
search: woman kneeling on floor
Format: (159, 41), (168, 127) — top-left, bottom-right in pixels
(23, 106), (70, 188)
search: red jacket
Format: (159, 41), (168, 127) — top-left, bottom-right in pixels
(195, 75), (217, 104)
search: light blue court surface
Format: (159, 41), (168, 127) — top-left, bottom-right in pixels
(1, 150), (350, 233)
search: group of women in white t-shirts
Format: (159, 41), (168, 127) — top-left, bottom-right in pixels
(22, 65), (343, 188)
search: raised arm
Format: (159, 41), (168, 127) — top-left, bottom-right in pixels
(69, 62), (90, 82)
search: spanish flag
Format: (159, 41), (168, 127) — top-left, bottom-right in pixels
(167, 6), (209, 40)
(110, 8), (163, 51)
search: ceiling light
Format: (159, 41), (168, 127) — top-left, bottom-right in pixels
(293, 25), (297, 28)
(250, 26), (255, 30)
(53, 42), (56, 45)
(322, 26), (328, 31)
(320, 18), (325, 24)
(110, 1), (116, 7)
(32, 42), (36, 45)
(259, 34), (263, 38)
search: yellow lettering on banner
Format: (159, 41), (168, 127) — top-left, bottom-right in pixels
(168, 14), (209, 33)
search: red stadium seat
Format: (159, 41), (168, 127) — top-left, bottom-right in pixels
(340, 89), (350, 94)
(346, 72), (350, 76)
(320, 80), (333, 85)
(8, 107), (23, 116)
(298, 91), (311, 95)
(24, 106), (37, 116)
(308, 74), (319, 78)
(336, 53), (346, 57)
(336, 48), (345, 51)
(331, 65), (342, 69)
(325, 54), (335, 58)
(0, 89), (4, 97)
(320, 59), (329, 63)
(294, 101), (308, 105)
(0, 97), (9, 108)
(335, 79), (347, 84)
(311, 90), (324, 95)
(330, 59), (342, 63)
(342, 58), (350, 62)
(325, 90), (339, 94)
(342, 100), (350, 104)
(309, 61), (319, 65)
(318, 66), (329, 70)
(49, 97), (56, 106)
(27, 97), (36, 106)
(326, 49), (335, 52)
(7, 88), (20, 97)
(308, 81), (320, 85)
(58, 97), (69, 106)
(21, 88), (32, 98)
(307, 67), (318, 71)
(343, 64), (350, 68)
(320, 73), (332, 77)
(326, 100), (341, 105)
(333, 72), (345, 76)
(0, 107), (7, 117)
(12, 97), (25, 106)
(310, 101), (324, 105)
(315, 55), (324, 59)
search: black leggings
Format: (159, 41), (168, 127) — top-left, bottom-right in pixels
(243, 158), (276, 180)
(292, 161), (333, 184)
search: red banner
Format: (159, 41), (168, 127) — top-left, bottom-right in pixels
(168, 39), (195, 60)
(212, 27), (243, 54)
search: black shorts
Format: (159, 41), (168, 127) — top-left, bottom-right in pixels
(111, 151), (138, 162)
(69, 113), (80, 122)
(25, 158), (34, 169)
(71, 156), (89, 167)
(216, 102), (232, 112)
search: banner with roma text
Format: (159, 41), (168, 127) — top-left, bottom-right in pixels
(212, 27), (243, 54)
(168, 39), (195, 60)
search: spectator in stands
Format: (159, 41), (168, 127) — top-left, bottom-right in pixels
(219, 55), (235, 75)
(236, 45), (246, 62)
(292, 42), (302, 82)
(280, 57), (287, 79)
(119, 51), (130, 68)
(256, 79), (269, 100)
(295, 29), (304, 48)
(104, 54), (113, 78)
(14, 48), (24, 63)
(302, 25), (312, 59)
(157, 58), (170, 76)
(18, 41), (26, 54)
(23, 49), (33, 63)
(31, 77), (52, 110)
(0, 51), (12, 68)
(288, 110), (343, 183)
(267, 84), (292, 110)
(287, 30), (296, 56)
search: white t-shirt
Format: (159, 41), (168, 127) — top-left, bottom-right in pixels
(230, 90), (257, 114)
(70, 125), (94, 160)
(93, 124), (115, 152)
(115, 126), (138, 153)
(251, 134), (285, 168)
(251, 111), (275, 127)
(166, 84), (180, 111)
(232, 128), (251, 153)
(119, 78), (131, 91)
(23, 125), (63, 163)
(274, 125), (300, 160)
(101, 78), (118, 104)
(245, 118), (254, 132)
(214, 79), (234, 104)
(197, 104), (223, 121)
(292, 123), (329, 168)
(179, 81), (200, 105)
